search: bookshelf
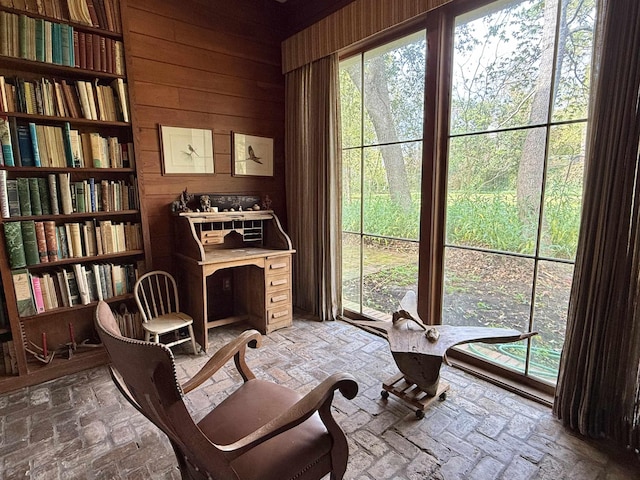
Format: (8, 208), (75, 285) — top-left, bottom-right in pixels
(0, 0), (145, 392)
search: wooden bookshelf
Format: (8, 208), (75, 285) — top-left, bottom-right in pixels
(0, 0), (144, 393)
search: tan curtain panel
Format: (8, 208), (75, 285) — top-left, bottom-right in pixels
(285, 55), (342, 321)
(281, 0), (451, 74)
(554, 0), (640, 450)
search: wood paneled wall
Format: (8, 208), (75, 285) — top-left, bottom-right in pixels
(123, 0), (287, 272)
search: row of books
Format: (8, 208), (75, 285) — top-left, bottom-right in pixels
(0, 76), (130, 122)
(12, 261), (138, 317)
(0, 173), (139, 218)
(112, 303), (143, 339)
(0, 11), (125, 74)
(0, 340), (17, 375)
(0, 0), (122, 33)
(0, 117), (135, 168)
(3, 218), (143, 268)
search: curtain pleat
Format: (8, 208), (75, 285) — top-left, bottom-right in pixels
(553, 0), (640, 450)
(284, 55), (342, 321)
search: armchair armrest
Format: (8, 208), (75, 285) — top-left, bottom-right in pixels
(182, 330), (262, 394)
(219, 372), (358, 460)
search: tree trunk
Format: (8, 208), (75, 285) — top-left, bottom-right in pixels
(346, 58), (412, 208)
(516, 0), (563, 224)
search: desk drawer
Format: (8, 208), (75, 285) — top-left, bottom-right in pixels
(267, 306), (292, 330)
(266, 273), (290, 292)
(266, 255), (290, 274)
(268, 289), (291, 306)
(200, 231), (225, 245)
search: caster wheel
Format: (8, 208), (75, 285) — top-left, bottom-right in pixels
(416, 409), (425, 419)
(381, 390), (389, 399)
(439, 392), (447, 401)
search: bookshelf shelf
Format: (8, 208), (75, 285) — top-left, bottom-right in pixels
(19, 292), (134, 321)
(0, 55), (126, 81)
(0, 0), (144, 392)
(25, 249), (144, 271)
(0, 209), (139, 221)
(0, 110), (129, 127)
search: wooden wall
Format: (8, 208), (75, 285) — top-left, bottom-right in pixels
(123, 0), (287, 272)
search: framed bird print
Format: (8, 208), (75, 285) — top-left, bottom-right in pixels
(232, 132), (274, 177)
(159, 125), (214, 175)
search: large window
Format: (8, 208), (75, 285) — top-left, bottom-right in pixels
(340, 32), (426, 319)
(444, 0), (595, 384)
(339, 0), (596, 389)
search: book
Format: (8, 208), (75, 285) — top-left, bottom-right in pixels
(83, 219), (97, 256)
(0, 116), (15, 166)
(48, 173), (59, 215)
(16, 177), (31, 216)
(39, 273), (52, 310)
(28, 122), (41, 166)
(64, 268), (80, 305)
(28, 177), (42, 215)
(57, 224), (69, 258)
(12, 269), (36, 317)
(8, 117), (21, 166)
(44, 220), (58, 261)
(58, 172), (72, 214)
(92, 263), (103, 300)
(3, 221), (26, 268)
(0, 169), (9, 218)
(6, 179), (20, 216)
(110, 78), (129, 122)
(21, 220), (40, 265)
(67, 222), (83, 257)
(69, 128), (83, 167)
(37, 177), (50, 215)
(34, 220), (48, 263)
(30, 274), (45, 313)
(72, 263), (90, 305)
(62, 121), (74, 167)
(16, 124), (34, 166)
(56, 270), (70, 307)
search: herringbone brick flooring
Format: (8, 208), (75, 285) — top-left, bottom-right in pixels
(0, 315), (638, 479)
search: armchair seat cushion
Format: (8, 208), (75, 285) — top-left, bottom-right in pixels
(199, 378), (332, 480)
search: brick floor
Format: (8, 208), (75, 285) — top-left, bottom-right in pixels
(0, 315), (638, 479)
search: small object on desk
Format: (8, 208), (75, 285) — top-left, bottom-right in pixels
(352, 291), (537, 418)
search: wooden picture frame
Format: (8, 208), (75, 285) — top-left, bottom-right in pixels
(159, 125), (214, 175)
(232, 132), (274, 177)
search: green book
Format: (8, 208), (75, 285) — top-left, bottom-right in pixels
(35, 18), (45, 62)
(16, 177), (31, 216)
(28, 177), (42, 216)
(11, 269), (36, 317)
(37, 177), (50, 215)
(75, 181), (86, 213)
(3, 221), (26, 268)
(6, 179), (20, 217)
(19, 14), (28, 60)
(21, 220), (40, 266)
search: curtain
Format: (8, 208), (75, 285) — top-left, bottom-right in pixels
(284, 55), (342, 321)
(554, 0), (640, 450)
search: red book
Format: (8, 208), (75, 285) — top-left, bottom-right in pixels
(73, 31), (80, 68)
(86, 33), (94, 70)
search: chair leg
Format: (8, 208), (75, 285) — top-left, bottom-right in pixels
(188, 325), (197, 354)
(145, 331), (151, 342)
